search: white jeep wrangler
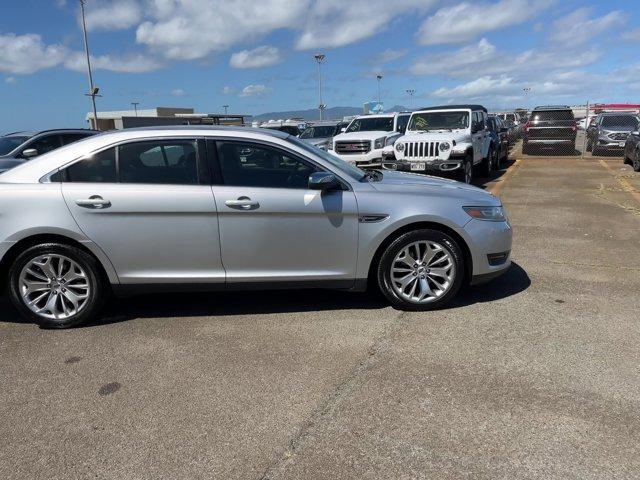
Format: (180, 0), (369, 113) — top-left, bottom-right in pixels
(328, 112), (410, 168)
(382, 105), (493, 184)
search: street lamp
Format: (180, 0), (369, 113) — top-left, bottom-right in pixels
(314, 53), (326, 121)
(376, 74), (383, 106)
(79, 0), (99, 130)
(131, 102), (139, 117)
(223, 105), (229, 115)
(406, 89), (416, 108)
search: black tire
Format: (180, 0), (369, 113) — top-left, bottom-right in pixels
(592, 146), (600, 156)
(376, 229), (465, 311)
(522, 142), (531, 155)
(457, 154), (473, 184)
(623, 155), (631, 165)
(586, 140), (592, 152)
(634, 155), (640, 172)
(8, 243), (107, 328)
(481, 146), (493, 177)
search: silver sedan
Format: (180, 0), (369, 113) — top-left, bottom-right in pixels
(0, 126), (512, 328)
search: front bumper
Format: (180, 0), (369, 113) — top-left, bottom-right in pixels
(597, 137), (627, 149)
(464, 218), (513, 279)
(327, 149), (382, 168)
(381, 158), (463, 173)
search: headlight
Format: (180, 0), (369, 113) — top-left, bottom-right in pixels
(463, 206), (506, 222)
(374, 137), (386, 149)
(395, 142), (405, 152)
(439, 142), (451, 152)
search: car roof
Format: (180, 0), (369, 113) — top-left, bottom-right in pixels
(308, 121), (340, 126)
(597, 112), (639, 116)
(416, 104), (487, 113)
(532, 105), (572, 111)
(2, 129), (97, 138)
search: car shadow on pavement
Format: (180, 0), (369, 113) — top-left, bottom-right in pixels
(0, 263), (530, 328)
(473, 157), (517, 189)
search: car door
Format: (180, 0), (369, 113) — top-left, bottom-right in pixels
(210, 139), (359, 285)
(60, 138), (225, 284)
(471, 112), (485, 163)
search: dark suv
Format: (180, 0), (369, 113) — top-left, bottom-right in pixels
(587, 113), (640, 156)
(0, 129), (98, 173)
(522, 106), (577, 155)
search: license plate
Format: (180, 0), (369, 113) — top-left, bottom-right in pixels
(410, 162), (425, 171)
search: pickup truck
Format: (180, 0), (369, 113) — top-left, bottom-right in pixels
(522, 106), (577, 154)
(328, 112), (410, 168)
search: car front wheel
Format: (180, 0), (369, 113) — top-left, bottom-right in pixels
(634, 153), (640, 172)
(8, 243), (107, 328)
(377, 229), (465, 311)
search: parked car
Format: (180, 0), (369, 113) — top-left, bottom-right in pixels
(586, 113), (640, 156)
(260, 119), (308, 136)
(623, 128), (640, 172)
(487, 115), (509, 169)
(0, 129), (97, 173)
(298, 121), (346, 150)
(0, 126), (512, 328)
(328, 112), (411, 168)
(381, 105), (492, 184)
(522, 106), (577, 155)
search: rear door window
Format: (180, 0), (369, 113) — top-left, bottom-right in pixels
(119, 140), (199, 185)
(65, 148), (117, 183)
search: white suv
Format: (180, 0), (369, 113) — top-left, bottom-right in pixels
(328, 112), (410, 168)
(383, 105), (492, 184)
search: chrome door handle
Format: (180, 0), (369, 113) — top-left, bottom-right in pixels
(76, 196), (111, 209)
(225, 197), (259, 210)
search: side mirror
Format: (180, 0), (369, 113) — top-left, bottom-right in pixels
(308, 172), (340, 191)
(340, 127), (346, 133)
(22, 148), (38, 158)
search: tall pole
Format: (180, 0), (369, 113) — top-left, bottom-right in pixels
(131, 102), (139, 116)
(314, 53), (325, 121)
(223, 105), (229, 115)
(80, 0), (99, 130)
(406, 89), (415, 109)
(376, 74), (383, 107)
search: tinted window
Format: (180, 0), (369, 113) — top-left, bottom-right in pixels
(0, 136), (28, 155)
(66, 148), (117, 183)
(531, 110), (574, 121)
(216, 142), (318, 189)
(346, 117), (394, 133)
(25, 135), (61, 156)
(119, 140), (199, 185)
(600, 116), (639, 128)
(61, 133), (93, 145)
(396, 114), (410, 133)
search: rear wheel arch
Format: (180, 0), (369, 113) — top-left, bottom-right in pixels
(0, 234), (113, 293)
(367, 221), (473, 287)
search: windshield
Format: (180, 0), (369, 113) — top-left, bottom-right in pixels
(601, 115), (639, 128)
(299, 126), (336, 139)
(0, 136), (29, 156)
(408, 111), (469, 131)
(285, 136), (365, 180)
(346, 117), (393, 133)
(531, 110), (574, 121)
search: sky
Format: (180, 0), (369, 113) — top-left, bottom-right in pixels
(1, 0), (639, 132)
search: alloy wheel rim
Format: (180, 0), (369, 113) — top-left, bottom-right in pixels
(19, 254), (90, 320)
(390, 240), (456, 304)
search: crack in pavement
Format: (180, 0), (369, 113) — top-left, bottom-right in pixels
(260, 309), (408, 480)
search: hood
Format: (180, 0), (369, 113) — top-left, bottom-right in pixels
(400, 130), (471, 143)
(370, 170), (500, 206)
(334, 131), (390, 142)
(302, 137), (331, 147)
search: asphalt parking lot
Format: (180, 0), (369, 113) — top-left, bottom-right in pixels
(1, 144), (639, 479)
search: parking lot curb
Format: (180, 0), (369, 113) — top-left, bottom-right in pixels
(490, 158), (523, 197)
(598, 159), (640, 204)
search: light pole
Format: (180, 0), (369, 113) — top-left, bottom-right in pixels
(79, 0), (99, 130)
(314, 53), (326, 121)
(406, 89), (415, 109)
(223, 105), (229, 115)
(131, 102), (139, 116)
(376, 74), (383, 107)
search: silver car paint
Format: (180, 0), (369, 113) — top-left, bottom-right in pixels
(0, 126), (511, 288)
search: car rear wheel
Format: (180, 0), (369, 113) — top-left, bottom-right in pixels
(8, 243), (107, 328)
(586, 140), (593, 152)
(633, 154), (640, 172)
(481, 146), (493, 177)
(377, 229), (464, 311)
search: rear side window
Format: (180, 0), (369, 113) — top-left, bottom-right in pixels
(66, 148), (117, 183)
(396, 115), (410, 133)
(119, 141), (199, 185)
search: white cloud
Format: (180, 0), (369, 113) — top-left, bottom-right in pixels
(171, 88), (186, 97)
(370, 48), (407, 65)
(0, 33), (68, 74)
(550, 8), (625, 45)
(55, 0), (67, 7)
(296, 0), (436, 50)
(136, 0), (308, 60)
(239, 84), (269, 97)
(221, 86), (234, 95)
(5, 76), (16, 84)
(230, 45), (282, 69)
(83, 0), (142, 31)
(64, 52), (162, 73)
(416, 0), (553, 45)
(622, 27), (640, 41)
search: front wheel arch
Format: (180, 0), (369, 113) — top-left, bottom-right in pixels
(367, 221), (473, 289)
